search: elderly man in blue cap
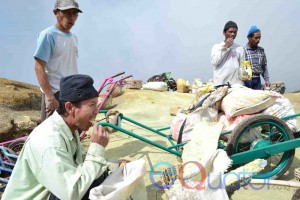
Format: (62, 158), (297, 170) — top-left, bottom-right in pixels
(243, 25), (271, 90)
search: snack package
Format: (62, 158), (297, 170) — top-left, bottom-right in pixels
(239, 60), (252, 81)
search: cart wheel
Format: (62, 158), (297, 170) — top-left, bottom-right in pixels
(279, 86), (286, 94)
(227, 114), (295, 180)
(8, 139), (26, 155)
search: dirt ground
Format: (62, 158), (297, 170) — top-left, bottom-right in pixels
(82, 89), (300, 200)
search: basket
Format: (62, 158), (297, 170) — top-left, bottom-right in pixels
(106, 85), (123, 98)
(98, 93), (113, 110)
(123, 80), (143, 89)
(177, 85), (190, 93)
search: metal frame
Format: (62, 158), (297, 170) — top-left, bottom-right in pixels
(99, 110), (300, 165)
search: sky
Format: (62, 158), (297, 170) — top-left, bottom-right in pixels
(1, 0), (300, 92)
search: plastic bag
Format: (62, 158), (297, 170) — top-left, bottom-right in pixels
(239, 61), (252, 81)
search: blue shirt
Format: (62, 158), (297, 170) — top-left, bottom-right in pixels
(34, 26), (79, 93)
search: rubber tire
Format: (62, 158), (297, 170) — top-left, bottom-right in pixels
(279, 87), (286, 94)
(8, 139), (26, 154)
(227, 114), (295, 180)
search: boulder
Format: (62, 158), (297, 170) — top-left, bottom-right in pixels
(14, 116), (38, 132)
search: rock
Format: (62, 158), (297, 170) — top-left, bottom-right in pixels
(14, 116), (37, 132)
(0, 78), (42, 142)
(0, 113), (13, 142)
(0, 114), (13, 133)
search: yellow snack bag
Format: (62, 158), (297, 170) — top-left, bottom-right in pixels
(239, 60), (252, 81)
(176, 79), (186, 86)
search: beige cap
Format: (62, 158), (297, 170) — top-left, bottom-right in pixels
(55, 0), (82, 13)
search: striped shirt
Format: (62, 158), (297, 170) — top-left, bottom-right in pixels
(244, 44), (269, 81)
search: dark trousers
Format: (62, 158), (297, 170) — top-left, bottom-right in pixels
(49, 170), (109, 200)
(41, 91), (60, 122)
(244, 77), (262, 90)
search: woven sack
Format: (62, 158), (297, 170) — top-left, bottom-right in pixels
(177, 85), (190, 93)
(124, 80), (143, 89)
(107, 85), (123, 98)
(98, 94), (113, 110)
(221, 86), (279, 118)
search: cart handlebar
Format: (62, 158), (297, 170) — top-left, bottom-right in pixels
(111, 71), (125, 78)
(119, 75), (133, 82)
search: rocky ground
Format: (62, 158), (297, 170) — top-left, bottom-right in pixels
(0, 78), (41, 143)
(0, 78), (299, 200)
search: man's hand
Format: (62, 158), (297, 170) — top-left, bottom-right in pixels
(35, 58), (58, 116)
(90, 124), (109, 148)
(46, 96), (59, 116)
(224, 38), (234, 49)
(265, 81), (271, 88)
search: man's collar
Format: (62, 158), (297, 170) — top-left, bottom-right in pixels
(246, 43), (257, 50)
(52, 111), (76, 141)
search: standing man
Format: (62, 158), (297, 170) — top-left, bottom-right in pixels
(211, 21), (244, 86)
(34, 0), (82, 121)
(244, 25), (271, 90)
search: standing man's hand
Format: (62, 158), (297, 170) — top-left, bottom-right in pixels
(46, 96), (59, 116)
(91, 124), (109, 148)
(224, 38), (234, 49)
(35, 58), (59, 116)
(265, 81), (271, 88)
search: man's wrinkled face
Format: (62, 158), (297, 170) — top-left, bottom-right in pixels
(72, 97), (99, 131)
(54, 8), (79, 32)
(224, 27), (238, 40)
(248, 32), (261, 48)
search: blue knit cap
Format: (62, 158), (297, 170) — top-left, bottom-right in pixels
(247, 25), (260, 38)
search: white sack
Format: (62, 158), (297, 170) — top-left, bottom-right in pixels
(262, 95), (300, 132)
(221, 86), (280, 118)
(89, 158), (147, 200)
(170, 112), (189, 142)
(181, 121), (226, 179)
(142, 82), (168, 91)
(170, 107), (218, 142)
(167, 151), (231, 200)
(168, 120), (230, 200)
(170, 88), (225, 143)
(167, 121), (266, 200)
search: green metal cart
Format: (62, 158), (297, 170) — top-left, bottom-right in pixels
(99, 110), (300, 180)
